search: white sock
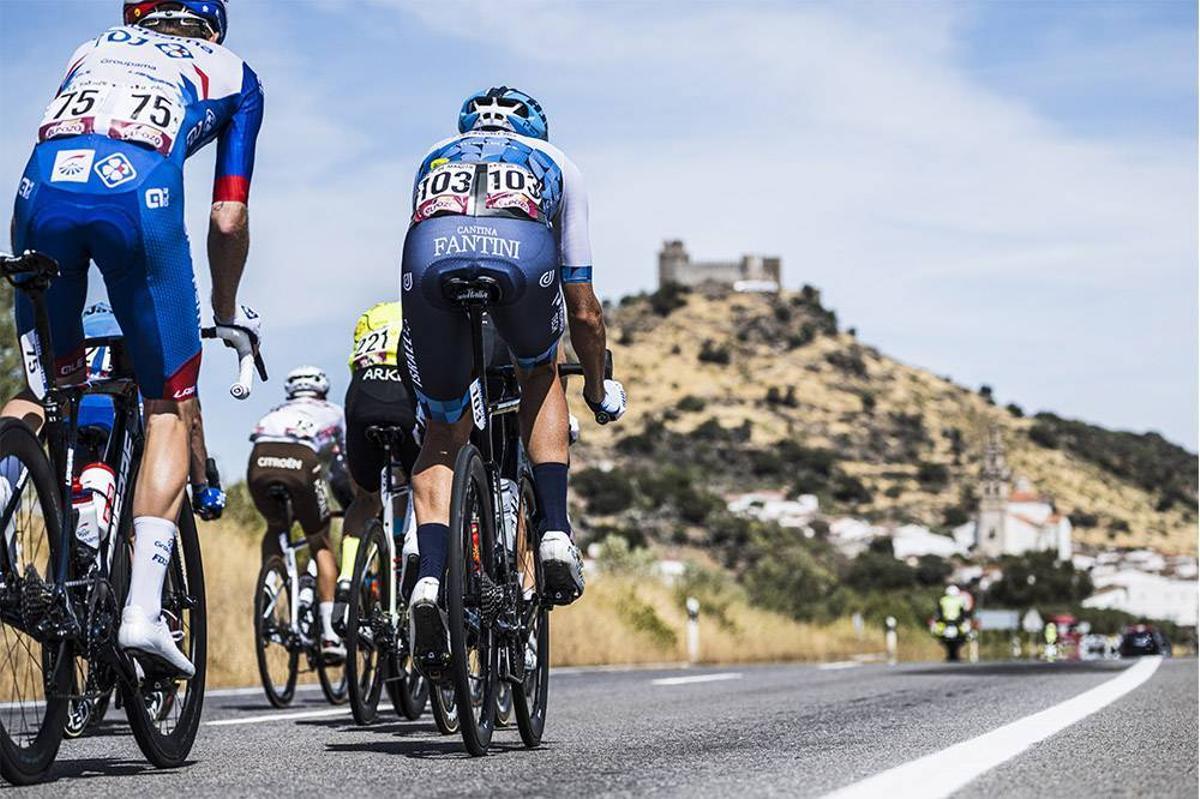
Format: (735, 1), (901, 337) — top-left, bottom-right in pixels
(320, 601), (335, 640)
(127, 516), (177, 622)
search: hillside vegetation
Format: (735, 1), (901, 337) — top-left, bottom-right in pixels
(567, 283), (1196, 556)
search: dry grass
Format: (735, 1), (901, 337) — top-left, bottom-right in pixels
(199, 519), (264, 687)
(553, 575), (942, 666)
(198, 523), (939, 686)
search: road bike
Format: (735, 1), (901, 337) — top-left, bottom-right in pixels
(0, 250), (262, 784)
(343, 425), (431, 725)
(417, 273), (610, 756)
(252, 489), (348, 707)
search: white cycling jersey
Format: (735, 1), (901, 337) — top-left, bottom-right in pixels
(250, 397), (345, 465)
(414, 131), (592, 278)
(43, 26), (263, 201)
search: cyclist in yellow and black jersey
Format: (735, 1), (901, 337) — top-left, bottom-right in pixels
(335, 302), (419, 615)
(334, 301), (516, 620)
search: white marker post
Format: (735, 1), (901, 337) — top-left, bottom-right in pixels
(885, 616), (898, 666)
(686, 596), (701, 665)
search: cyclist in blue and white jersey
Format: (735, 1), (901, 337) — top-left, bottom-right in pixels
(3, 1), (263, 677)
(400, 87), (627, 666)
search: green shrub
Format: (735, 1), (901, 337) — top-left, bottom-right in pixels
(573, 468), (636, 515)
(594, 534), (656, 576)
(617, 588), (677, 648)
(676, 395), (707, 413)
(698, 339), (731, 365)
(649, 282), (690, 316)
(831, 473), (872, 505)
(916, 462), (951, 491)
(915, 554), (953, 586)
(846, 551), (915, 591)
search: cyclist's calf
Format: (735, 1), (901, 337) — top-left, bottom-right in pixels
(132, 398), (198, 521)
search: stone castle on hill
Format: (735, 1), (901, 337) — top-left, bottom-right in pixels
(658, 240), (781, 292)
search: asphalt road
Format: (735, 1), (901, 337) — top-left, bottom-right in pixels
(8, 656), (1196, 797)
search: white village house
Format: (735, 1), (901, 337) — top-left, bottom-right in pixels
(955, 431), (1072, 562)
(1083, 570), (1199, 627)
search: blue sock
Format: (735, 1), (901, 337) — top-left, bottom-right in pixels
(416, 523), (449, 581)
(533, 462), (571, 536)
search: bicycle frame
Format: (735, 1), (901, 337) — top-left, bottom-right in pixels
(270, 491), (311, 644)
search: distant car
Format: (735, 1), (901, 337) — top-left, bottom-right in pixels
(1080, 634), (1114, 660)
(1119, 624), (1172, 657)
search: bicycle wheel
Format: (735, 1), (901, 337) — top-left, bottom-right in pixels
(387, 651), (430, 721)
(0, 419), (71, 785)
(495, 681), (513, 728)
(347, 521), (388, 724)
(430, 683), (460, 735)
(121, 498), (207, 768)
(317, 639), (349, 705)
(512, 474), (550, 746)
(253, 556), (298, 708)
(446, 445), (498, 756)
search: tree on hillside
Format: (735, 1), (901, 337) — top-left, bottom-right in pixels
(985, 551), (1093, 608)
(0, 284), (22, 400)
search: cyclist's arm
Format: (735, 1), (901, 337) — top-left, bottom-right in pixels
(556, 154), (605, 402)
(208, 64), (264, 321)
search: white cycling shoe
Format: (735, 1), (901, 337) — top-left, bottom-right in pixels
(540, 531), (585, 605)
(118, 605), (195, 678)
(321, 635), (346, 665)
(409, 577), (449, 680)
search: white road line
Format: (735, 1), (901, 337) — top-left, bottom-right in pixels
(652, 672), (743, 686)
(818, 661), (862, 671)
(206, 684), (323, 698)
(824, 656), (1163, 799)
(205, 707), (350, 727)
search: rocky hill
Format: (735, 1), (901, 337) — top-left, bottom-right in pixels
(568, 283), (1197, 556)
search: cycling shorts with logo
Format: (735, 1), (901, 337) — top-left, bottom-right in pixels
(400, 216), (563, 423)
(11, 135), (199, 400)
(247, 441), (332, 558)
(344, 365), (419, 492)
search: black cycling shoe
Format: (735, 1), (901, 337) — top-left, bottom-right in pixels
(331, 579), (350, 637)
(409, 577), (450, 683)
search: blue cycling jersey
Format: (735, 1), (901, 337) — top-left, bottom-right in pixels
(12, 26), (264, 400)
(43, 25), (263, 202)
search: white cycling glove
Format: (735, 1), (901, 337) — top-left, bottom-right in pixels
(584, 379), (627, 424)
(214, 304), (262, 347)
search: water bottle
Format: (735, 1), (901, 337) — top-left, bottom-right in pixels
(499, 478), (519, 555)
(71, 480), (100, 553)
(79, 463), (116, 543)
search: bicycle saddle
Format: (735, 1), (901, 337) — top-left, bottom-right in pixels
(364, 425), (409, 449)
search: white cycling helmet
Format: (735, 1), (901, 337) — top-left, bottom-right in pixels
(284, 365), (329, 400)
(945, 585), (961, 597)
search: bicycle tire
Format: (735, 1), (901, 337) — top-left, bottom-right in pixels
(347, 520), (388, 724)
(387, 653), (430, 721)
(0, 419), (71, 785)
(121, 497), (207, 768)
(512, 474), (549, 747)
(446, 444), (498, 756)
(430, 684), (460, 735)
(317, 648), (349, 705)
(253, 555), (299, 708)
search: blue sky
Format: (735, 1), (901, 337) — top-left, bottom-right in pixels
(1, 0), (1196, 478)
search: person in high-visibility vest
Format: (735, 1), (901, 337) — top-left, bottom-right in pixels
(938, 585), (966, 623)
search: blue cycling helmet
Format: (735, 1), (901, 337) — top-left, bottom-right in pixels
(124, 1), (229, 44)
(458, 87), (548, 141)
